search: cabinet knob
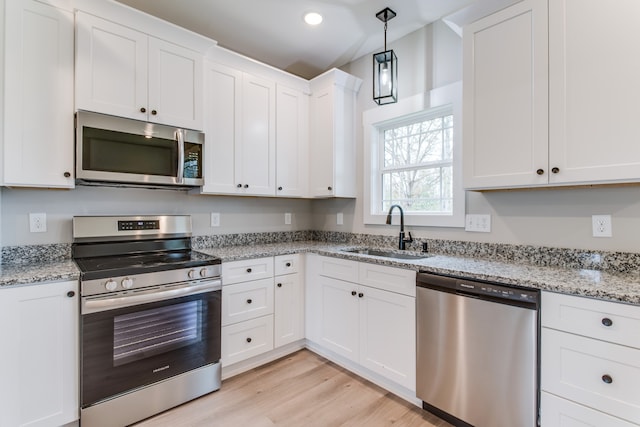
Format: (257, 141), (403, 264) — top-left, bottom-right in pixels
(601, 317), (613, 327)
(351, 291), (357, 296)
(244, 184), (249, 188)
(277, 283), (282, 288)
(63, 171), (71, 178)
(246, 337), (252, 343)
(551, 167), (560, 174)
(140, 107), (146, 113)
(246, 299), (252, 304)
(358, 292), (364, 298)
(237, 184), (242, 188)
(67, 291), (75, 298)
(246, 268), (252, 273)
(151, 110), (157, 115)
(278, 186), (283, 191)
(536, 169), (544, 175)
(328, 186), (333, 191)
(602, 374), (613, 384)
(286, 262), (291, 267)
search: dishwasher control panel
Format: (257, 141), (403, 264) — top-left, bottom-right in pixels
(457, 280), (538, 303)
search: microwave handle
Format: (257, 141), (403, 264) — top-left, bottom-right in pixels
(176, 129), (185, 184)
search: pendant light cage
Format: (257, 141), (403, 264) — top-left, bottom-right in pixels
(373, 7), (398, 105)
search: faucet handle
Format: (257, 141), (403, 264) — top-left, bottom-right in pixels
(404, 232), (414, 243)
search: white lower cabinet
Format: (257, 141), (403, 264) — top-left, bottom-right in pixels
(221, 255), (304, 367)
(308, 255), (416, 391)
(541, 291), (640, 426)
(0, 280), (79, 427)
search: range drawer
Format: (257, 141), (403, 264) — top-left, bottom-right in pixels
(222, 257), (273, 285)
(541, 392), (637, 427)
(221, 315), (274, 366)
(542, 292), (640, 348)
(274, 253), (301, 276)
(221, 278), (274, 326)
(541, 328), (640, 425)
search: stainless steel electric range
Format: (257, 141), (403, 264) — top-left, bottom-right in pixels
(72, 215), (221, 427)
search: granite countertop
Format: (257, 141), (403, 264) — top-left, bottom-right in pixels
(198, 241), (640, 306)
(2, 240), (639, 306)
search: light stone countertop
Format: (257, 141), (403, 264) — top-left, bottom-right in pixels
(2, 241), (639, 306)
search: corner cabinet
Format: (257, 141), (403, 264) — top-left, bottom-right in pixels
(464, 0), (640, 190)
(308, 69), (362, 198)
(76, 11), (203, 130)
(2, 0), (75, 188)
(0, 280), (79, 427)
(202, 61), (276, 196)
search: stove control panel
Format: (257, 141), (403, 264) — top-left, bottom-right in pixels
(118, 220), (160, 231)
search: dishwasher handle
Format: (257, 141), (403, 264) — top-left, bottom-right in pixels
(417, 272), (539, 309)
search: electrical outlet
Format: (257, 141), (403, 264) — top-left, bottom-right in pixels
(465, 214), (491, 233)
(210, 213), (220, 227)
(29, 213), (47, 233)
(592, 215), (612, 237)
(337, 212), (344, 225)
(285, 213), (292, 225)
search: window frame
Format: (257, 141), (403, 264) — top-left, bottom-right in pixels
(363, 82), (465, 227)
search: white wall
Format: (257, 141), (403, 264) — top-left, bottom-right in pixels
(1, 186), (312, 246)
(331, 21), (640, 253)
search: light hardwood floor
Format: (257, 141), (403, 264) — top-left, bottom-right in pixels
(134, 349), (452, 427)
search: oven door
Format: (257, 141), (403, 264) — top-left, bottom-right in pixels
(81, 281), (220, 408)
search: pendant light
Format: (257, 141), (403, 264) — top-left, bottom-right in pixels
(373, 7), (398, 105)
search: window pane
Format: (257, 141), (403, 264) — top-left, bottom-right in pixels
(383, 115), (454, 168)
(381, 166), (453, 213)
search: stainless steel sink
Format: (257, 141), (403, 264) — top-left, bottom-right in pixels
(342, 248), (430, 260)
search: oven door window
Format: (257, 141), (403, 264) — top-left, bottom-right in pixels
(81, 291), (220, 407)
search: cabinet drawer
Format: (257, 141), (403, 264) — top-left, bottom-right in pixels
(221, 278), (274, 326)
(222, 257), (273, 285)
(358, 263), (416, 297)
(317, 256), (358, 283)
(541, 392), (637, 427)
(542, 291), (640, 348)
(541, 328), (640, 425)
(221, 315), (274, 366)
(274, 253), (301, 276)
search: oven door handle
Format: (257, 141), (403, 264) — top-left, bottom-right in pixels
(82, 280), (221, 314)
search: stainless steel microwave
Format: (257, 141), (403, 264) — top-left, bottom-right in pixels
(76, 111), (204, 187)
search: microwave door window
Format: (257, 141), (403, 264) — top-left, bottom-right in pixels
(82, 127), (178, 177)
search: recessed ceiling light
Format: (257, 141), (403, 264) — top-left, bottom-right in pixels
(304, 12), (323, 26)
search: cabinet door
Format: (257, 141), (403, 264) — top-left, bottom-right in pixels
(202, 61), (242, 194)
(274, 273), (304, 347)
(309, 83), (335, 197)
(3, 0), (74, 188)
(0, 280), (79, 427)
(148, 37), (203, 130)
(75, 12), (148, 121)
(317, 275), (359, 362)
(463, 0), (548, 189)
(541, 392), (637, 427)
(549, 0), (640, 184)
(240, 73), (276, 195)
(276, 85), (308, 197)
(359, 286), (415, 390)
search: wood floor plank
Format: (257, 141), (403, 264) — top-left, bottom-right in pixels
(134, 350), (452, 427)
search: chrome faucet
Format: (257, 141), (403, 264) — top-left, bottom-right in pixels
(386, 204), (413, 250)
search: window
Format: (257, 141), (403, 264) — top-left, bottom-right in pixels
(380, 110), (454, 214)
(363, 82), (464, 227)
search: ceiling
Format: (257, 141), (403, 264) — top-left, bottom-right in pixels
(115, 0), (519, 79)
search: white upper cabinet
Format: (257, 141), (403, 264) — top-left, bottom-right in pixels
(463, 0), (548, 189)
(309, 69), (362, 198)
(2, 0), (75, 188)
(202, 61), (276, 196)
(464, 0), (640, 190)
(276, 84), (309, 197)
(76, 12), (203, 130)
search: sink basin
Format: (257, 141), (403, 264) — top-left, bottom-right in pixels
(342, 248), (430, 260)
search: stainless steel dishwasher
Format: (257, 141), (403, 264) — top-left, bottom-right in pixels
(416, 272), (539, 427)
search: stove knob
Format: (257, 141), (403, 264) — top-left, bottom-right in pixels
(200, 268), (208, 278)
(105, 279), (117, 292)
(121, 277), (133, 289)
(188, 269), (197, 279)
